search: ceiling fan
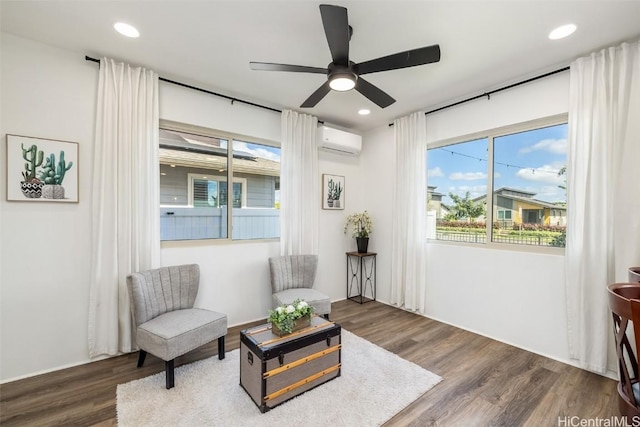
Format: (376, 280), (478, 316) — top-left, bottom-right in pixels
(249, 4), (441, 109)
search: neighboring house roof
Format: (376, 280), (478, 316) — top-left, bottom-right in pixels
(473, 187), (537, 202)
(427, 185), (444, 197)
(474, 191), (566, 211)
(159, 148), (280, 177)
(493, 187), (536, 197)
(159, 128), (280, 177)
(501, 193), (566, 210)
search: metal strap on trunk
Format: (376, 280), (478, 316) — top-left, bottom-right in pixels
(263, 364), (341, 402)
(257, 322), (336, 346)
(263, 344), (342, 379)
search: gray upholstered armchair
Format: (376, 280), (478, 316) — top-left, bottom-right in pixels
(268, 255), (331, 318)
(126, 264), (227, 389)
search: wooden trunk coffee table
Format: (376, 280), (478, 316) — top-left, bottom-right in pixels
(239, 316), (342, 413)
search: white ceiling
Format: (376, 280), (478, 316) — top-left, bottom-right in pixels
(1, 1), (639, 133)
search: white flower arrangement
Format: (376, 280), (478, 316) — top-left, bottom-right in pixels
(268, 299), (314, 334)
(344, 210), (373, 238)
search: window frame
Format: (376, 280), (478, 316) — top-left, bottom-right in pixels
(427, 113), (568, 254)
(187, 173), (248, 208)
(497, 210), (512, 220)
(160, 119), (280, 244)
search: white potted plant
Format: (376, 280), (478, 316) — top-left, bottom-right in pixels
(268, 299), (314, 336)
(344, 210), (373, 253)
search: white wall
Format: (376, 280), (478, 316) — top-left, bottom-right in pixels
(359, 124), (395, 302)
(1, 34), (98, 383)
(318, 150), (365, 300)
(0, 33), (361, 382)
(361, 73), (587, 369)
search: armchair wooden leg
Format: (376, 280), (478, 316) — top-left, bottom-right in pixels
(165, 359), (175, 389)
(218, 336), (226, 360)
(137, 350), (147, 367)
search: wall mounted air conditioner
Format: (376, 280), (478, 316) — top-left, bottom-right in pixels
(317, 126), (362, 156)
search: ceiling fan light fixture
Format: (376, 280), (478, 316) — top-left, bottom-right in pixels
(249, 5), (438, 108)
(329, 74), (356, 91)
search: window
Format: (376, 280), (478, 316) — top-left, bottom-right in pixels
(427, 116), (567, 248)
(159, 124), (280, 241)
(188, 174), (247, 208)
(427, 138), (488, 244)
(497, 210), (512, 220)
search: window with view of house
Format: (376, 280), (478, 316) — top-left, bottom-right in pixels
(159, 126), (280, 241)
(426, 116), (567, 248)
(427, 138), (489, 244)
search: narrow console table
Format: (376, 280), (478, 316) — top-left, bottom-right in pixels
(346, 252), (377, 304)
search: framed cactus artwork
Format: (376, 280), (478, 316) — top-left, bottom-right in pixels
(6, 134), (79, 203)
(322, 174), (345, 210)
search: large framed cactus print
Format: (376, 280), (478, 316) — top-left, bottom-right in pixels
(322, 174), (345, 210)
(6, 134), (79, 203)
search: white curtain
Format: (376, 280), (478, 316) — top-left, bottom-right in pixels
(88, 58), (161, 358)
(391, 112), (428, 312)
(565, 40), (640, 373)
(279, 110), (319, 255)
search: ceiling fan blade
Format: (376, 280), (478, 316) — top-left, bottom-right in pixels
(355, 77), (395, 108)
(357, 44), (441, 75)
(300, 81), (332, 108)
(250, 62), (328, 74)
(319, 4), (350, 65)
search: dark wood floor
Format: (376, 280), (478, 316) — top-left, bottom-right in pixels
(0, 300), (620, 426)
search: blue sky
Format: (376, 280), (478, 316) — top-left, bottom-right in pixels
(427, 123), (568, 204)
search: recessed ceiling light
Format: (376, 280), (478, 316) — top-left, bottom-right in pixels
(114, 22), (140, 38)
(358, 109), (370, 115)
(549, 24), (576, 40)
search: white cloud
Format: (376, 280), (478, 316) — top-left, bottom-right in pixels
(516, 165), (565, 185)
(428, 166), (444, 178)
(233, 141), (280, 162)
(449, 171), (487, 181)
(519, 138), (567, 155)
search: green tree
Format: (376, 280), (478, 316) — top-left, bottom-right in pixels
(558, 166), (567, 191)
(444, 191), (486, 221)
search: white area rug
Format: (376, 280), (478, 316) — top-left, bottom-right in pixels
(117, 330), (442, 426)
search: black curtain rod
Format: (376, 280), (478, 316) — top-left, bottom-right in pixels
(85, 56), (282, 114)
(388, 66), (570, 126)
